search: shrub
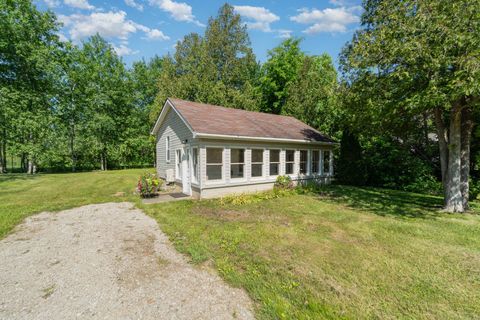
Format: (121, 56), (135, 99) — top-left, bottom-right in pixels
(274, 175), (294, 190)
(137, 172), (162, 198)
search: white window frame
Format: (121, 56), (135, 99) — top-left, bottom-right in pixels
(323, 150), (331, 176)
(285, 149), (295, 175)
(166, 136), (170, 163)
(191, 147), (199, 184)
(299, 150), (308, 175)
(250, 148), (264, 179)
(230, 148), (246, 180)
(175, 149), (182, 179)
(311, 150), (320, 175)
(206, 147), (224, 182)
(269, 149), (280, 177)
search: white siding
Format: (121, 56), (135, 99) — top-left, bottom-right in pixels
(155, 108), (193, 179)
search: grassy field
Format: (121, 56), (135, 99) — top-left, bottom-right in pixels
(1, 170), (480, 319)
(0, 169), (144, 238)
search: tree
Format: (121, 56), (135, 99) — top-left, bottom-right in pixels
(340, 0), (480, 212)
(259, 38), (304, 114)
(283, 54), (340, 136)
(0, 0), (63, 174)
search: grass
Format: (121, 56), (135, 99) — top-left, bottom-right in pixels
(1, 169), (480, 319)
(141, 186), (480, 319)
(0, 169), (144, 238)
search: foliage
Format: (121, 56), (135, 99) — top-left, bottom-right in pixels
(274, 175), (294, 190)
(219, 189), (295, 206)
(136, 172), (162, 198)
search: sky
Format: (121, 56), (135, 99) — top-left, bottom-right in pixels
(35, 0), (363, 68)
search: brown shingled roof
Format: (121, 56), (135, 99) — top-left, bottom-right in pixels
(168, 98), (336, 144)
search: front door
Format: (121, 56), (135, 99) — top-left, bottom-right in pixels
(181, 147), (191, 195)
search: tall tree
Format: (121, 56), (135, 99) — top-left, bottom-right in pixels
(259, 38), (304, 114)
(0, 0), (62, 174)
(283, 54), (340, 136)
(341, 0), (480, 212)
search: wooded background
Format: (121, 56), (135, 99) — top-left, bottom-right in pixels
(1, 1), (479, 211)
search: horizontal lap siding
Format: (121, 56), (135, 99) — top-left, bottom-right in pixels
(156, 109), (193, 179)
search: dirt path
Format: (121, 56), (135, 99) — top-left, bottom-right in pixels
(0, 203), (254, 320)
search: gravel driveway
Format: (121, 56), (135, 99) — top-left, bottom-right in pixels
(0, 202), (254, 320)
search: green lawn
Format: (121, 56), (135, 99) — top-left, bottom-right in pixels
(1, 170), (480, 319)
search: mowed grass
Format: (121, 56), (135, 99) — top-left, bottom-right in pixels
(0, 169), (145, 238)
(1, 170), (480, 319)
(141, 186), (480, 319)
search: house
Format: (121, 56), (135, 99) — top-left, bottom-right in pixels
(151, 98), (337, 199)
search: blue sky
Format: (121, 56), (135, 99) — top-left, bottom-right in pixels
(36, 0), (363, 68)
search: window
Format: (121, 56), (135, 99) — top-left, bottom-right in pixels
(206, 148), (223, 181)
(166, 136), (170, 162)
(311, 150), (320, 174)
(269, 149), (280, 176)
(300, 150), (308, 174)
(323, 150), (331, 175)
(285, 150), (295, 174)
(230, 149), (245, 179)
(251, 149), (264, 177)
(175, 149), (182, 179)
(192, 148), (199, 183)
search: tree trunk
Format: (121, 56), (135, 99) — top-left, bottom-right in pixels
(434, 108), (448, 196)
(0, 137), (5, 173)
(69, 123), (76, 172)
(27, 156), (35, 175)
(444, 104), (464, 212)
(100, 152), (105, 171)
(460, 107), (473, 210)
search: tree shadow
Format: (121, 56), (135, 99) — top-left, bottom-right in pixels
(0, 174), (41, 183)
(315, 185), (443, 219)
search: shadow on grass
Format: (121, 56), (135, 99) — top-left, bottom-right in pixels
(316, 185), (443, 219)
(0, 174), (42, 183)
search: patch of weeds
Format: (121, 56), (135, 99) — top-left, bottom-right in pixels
(42, 284), (56, 299)
(187, 243), (209, 264)
(219, 189), (295, 206)
(157, 257), (169, 267)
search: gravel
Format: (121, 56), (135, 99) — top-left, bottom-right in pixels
(0, 202), (254, 320)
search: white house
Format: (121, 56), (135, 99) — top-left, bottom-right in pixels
(151, 98), (337, 199)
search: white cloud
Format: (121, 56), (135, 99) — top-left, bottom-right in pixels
(44, 0), (60, 7)
(233, 6), (279, 32)
(59, 11), (169, 42)
(290, 6), (361, 34)
(145, 28), (169, 40)
(63, 0), (95, 10)
(125, 0), (144, 11)
(149, 0), (204, 26)
(112, 44), (139, 56)
(277, 29), (292, 39)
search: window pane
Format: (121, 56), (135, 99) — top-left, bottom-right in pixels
(286, 163), (294, 174)
(270, 163), (279, 176)
(207, 148), (223, 164)
(192, 148), (198, 182)
(207, 165), (222, 180)
(286, 150), (295, 162)
(231, 164), (244, 178)
(323, 151), (330, 174)
(312, 151), (319, 174)
(300, 150), (307, 174)
(231, 149), (244, 163)
(252, 163), (263, 177)
(270, 150), (279, 162)
(252, 149), (263, 163)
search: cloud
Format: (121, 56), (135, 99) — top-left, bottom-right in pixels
(277, 29), (293, 39)
(233, 5), (279, 32)
(125, 0), (144, 11)
(145, 28), (169, 40)
(112, 44), (139, 56)
(290, 6), (361, 34)
(59, 10), (169, 42)
(63, 0), (95, 10)
(44, 0), (60, 7)
(149, 0), (204, 26)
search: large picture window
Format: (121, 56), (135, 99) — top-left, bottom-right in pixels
(206, 148), (223, 181)
(269, 150), (280, 176)
(285, 150), (295, 174)
(230, 149), (245, 179)
(311, 150), (320, 174)
(300, 150), (308, 174)
(251, 149), (264, 177)
(192, 148), (199, 183)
